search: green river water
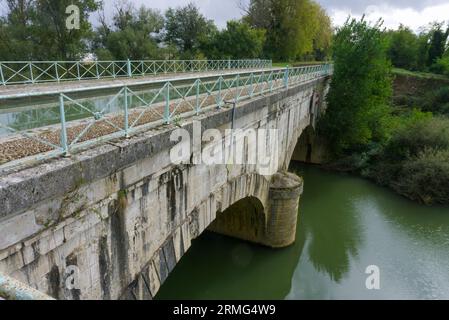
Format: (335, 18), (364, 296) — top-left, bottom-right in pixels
(156, 163), (449, 300)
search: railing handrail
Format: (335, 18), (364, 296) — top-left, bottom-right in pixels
(0, 65), (301, 101)
(0, 64), (333, 172)
(0, 59), (271, 63)
(0, 59), (273, 86)
(0, 272), (54, 300)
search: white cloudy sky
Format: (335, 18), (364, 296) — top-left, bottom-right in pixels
(96, 0), (449, 31)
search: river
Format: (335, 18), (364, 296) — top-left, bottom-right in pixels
(156, 163), (449, 300)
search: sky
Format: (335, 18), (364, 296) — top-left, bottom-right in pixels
(96, 0), (449, 31)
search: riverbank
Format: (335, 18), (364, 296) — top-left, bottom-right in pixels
(321, 71), (449, 206)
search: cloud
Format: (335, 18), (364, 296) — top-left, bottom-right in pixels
(316, 0), (449, 13)
(96, 0), (244, 28)
(94, 0), (449, 31)
(326, 1), (449, 31)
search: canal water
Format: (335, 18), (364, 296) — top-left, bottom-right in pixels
(156, 163), (449, 300)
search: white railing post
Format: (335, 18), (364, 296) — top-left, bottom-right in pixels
(76, 62), (81, 80)
(96, 62), (100, 79)
(195, 79), (200, 115)
(0, 63), (5, 85)
(59, 94), (69, 155)
(284, 66), (289, 89)
(164, 83), (170, 124)
(127, 59), (132, 77)
(54, 62), (60, 82)
(29, 62), (34, 83)
(218, 76), (222, 109)
(124, 87), (129, 137)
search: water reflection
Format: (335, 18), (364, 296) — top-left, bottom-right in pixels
(295, 164), (364, 283)
(156, 227), (305, 300)
(157, 164), (449, 300)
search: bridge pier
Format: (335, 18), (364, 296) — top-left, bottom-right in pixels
(209, 172), (303, 249)
(265, 172), (304, 248)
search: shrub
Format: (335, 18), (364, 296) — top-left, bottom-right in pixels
(393, 149), (449, 205)
(381, 116), (449, 161)
(430, 56), (449, 76)
(367, 116), (449, 205)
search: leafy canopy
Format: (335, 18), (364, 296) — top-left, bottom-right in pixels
(320, 17), (393, 155)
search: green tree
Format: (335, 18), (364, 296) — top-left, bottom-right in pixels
(164, 3), (217, 58)
(33, 0), (100, 59)
(311, 4), (332, 61)
(243, 0), (332, 61)
(387, 25), (420, 70)
(320, 17), (393, 155)
(0, 0), (100, 60)
(427, 22), (448, 66)
(92, 1), (165, 60)
(416, 31), (431, 70)
(200, 20), (265, 59)
(0, 0), (35, 60)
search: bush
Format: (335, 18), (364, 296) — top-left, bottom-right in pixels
(367, 116), (449, 205)
(393, 149), (449, 205)
(423, 86), (449, 115)
(381, 116), (449, 161)
(430, 56), (449, 76)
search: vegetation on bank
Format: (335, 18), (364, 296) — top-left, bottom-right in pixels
(387, 23), (449, 76)
(321, 17), (449, 206)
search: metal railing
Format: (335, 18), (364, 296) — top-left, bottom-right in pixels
(0, 59), (272, 85)
(0, 272), (54, 300)
(0, 64), (332, 170)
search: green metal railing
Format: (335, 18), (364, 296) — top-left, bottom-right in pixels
(0, 272), (54, 300)
(0, 64), (332, 170)
(0, 59), (272, 85)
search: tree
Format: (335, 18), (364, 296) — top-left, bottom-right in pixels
(320, 17), (393, 155)
(92, 1), (165, 60)
(427, 22), (448, 66)
(0, 0), (35, 60)
(164, 3), (216, 58)
(0, 0), (100, 60)
(242, 0), (332, 61)
(311, 3), (332, 61)
(200, 20), (265, 59)
(33, 0), (100, 59)
(387, 25), (420, 70)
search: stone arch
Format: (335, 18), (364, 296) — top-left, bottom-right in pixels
(291, 125), (316, 164)
(209, 196), (267, 245)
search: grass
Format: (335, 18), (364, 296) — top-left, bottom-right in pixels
(392, 68), (449, 81)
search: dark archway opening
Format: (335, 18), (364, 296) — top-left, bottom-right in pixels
(291, 125), (316, 164)
(208, 196), (266, 245)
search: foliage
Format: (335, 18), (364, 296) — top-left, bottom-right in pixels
(387, 25), (420, 70)
(421, 86), (449, 115)
(164, 3), (217, 59)
(0, 0), (334, 62)
(386, 22), (449, 74)
(367, 116), (449, 205)
(320, 17), (393, 155)
(92, 2), (165, 60)
(200, 21), (265, 59)
(427, 22), (449, 66)
(430, 55), (449, 76)
(0, 0), (100, 60)
(243, 0), (332, 61)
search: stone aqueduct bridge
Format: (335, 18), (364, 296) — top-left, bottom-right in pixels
(0, 73), (330, 300)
